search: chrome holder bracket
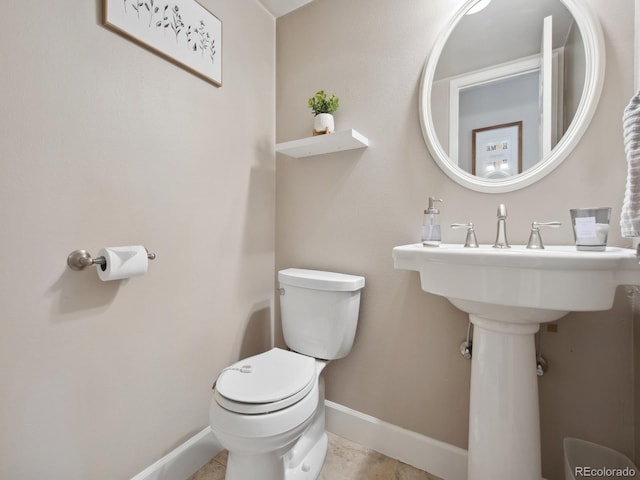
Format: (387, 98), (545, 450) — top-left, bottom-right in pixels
(67, 248), (156, 271)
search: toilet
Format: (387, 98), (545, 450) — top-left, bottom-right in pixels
(209, 268), (365, 480)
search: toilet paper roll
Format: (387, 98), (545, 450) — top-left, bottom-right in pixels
(97, 246), (149, 281)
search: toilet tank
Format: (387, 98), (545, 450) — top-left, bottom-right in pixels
(278, 268), (365, 360)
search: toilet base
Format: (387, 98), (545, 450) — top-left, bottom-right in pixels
(285, 431), (328, 480)
(226, 450), (288, 480)
(224, 418), (328, 480)
(223, 379), (329, 480)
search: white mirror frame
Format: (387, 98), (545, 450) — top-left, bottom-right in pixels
(419, 0), (606, 193)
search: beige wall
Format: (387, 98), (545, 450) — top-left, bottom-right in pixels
(1, 1), (635, 479)
(0, 1), (274, 479)
(276, 1), (635, 479)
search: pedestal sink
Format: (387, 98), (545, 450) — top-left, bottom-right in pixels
(392, 243), (639, 480)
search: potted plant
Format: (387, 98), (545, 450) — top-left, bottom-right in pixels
(308, 90), (339, 135)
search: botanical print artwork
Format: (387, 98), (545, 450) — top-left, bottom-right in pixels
(104, 0), (222, 86)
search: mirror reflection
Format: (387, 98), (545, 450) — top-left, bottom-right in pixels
(431, 0), (585, 179)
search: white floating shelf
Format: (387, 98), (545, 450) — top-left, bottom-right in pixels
(275, 129), (368, 158)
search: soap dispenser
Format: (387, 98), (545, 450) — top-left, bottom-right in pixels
(421, 197), (443, 247)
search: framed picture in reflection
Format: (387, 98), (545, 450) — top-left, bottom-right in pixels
(472, 121), (522, 179)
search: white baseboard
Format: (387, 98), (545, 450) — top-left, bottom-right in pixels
(128, 404), (467, 480)
(325, 400), (468, 480)
(129, 427), (222, 480)
(130, 402), (551, 480)
(128, 404), (468, 480)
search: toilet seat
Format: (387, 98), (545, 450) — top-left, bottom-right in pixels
(215, 348), (316, 415)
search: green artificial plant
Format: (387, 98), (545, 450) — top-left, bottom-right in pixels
(307, 90), (340, 116)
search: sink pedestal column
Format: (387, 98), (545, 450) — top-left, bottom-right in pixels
(468, 315), (542, 480)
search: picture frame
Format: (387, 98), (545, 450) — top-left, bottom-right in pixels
(103, 0), (222, 87)
(472, 121), (523, 179)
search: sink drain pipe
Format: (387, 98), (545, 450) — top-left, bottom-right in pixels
(460, 320), (549, 376)
(460, 321), (473, 359)
(535, 330), (548, 376)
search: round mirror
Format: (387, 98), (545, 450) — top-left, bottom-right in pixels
(419, 0), (605, 193)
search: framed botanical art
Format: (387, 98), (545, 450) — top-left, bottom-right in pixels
(104, 0), (222, 86)
(472, 121), (523, 179)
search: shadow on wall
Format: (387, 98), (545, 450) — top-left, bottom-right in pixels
(48, 266), (120, 318)
(243, 143), (276, 256)
(238, 301), (272, 359)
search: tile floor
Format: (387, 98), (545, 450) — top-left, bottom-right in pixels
(188, 432), (443, 480)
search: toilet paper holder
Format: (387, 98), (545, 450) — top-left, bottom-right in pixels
(67, 248), (156, 271)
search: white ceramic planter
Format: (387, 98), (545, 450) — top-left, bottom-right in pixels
(313, 113), (335, 135)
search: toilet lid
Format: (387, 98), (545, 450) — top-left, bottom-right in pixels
(215, 348), (316, 414)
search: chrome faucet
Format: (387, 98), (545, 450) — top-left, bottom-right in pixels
(493, 204), (510, 249)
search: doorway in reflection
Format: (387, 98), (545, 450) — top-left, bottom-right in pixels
(459, 72), (539, 177)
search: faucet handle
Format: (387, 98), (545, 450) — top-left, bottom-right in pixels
(526, 221), (561, 249)
(497, 204), (508, 219)
(451, 223), (479, 248)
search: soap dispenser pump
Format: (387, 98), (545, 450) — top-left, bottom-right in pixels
(421, 197), (443, 247)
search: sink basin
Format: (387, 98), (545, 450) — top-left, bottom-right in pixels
(393, 243), (639, 322)
(392, 243), (639, 480)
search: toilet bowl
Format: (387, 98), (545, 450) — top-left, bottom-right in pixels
(209, 268), (365, 480)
